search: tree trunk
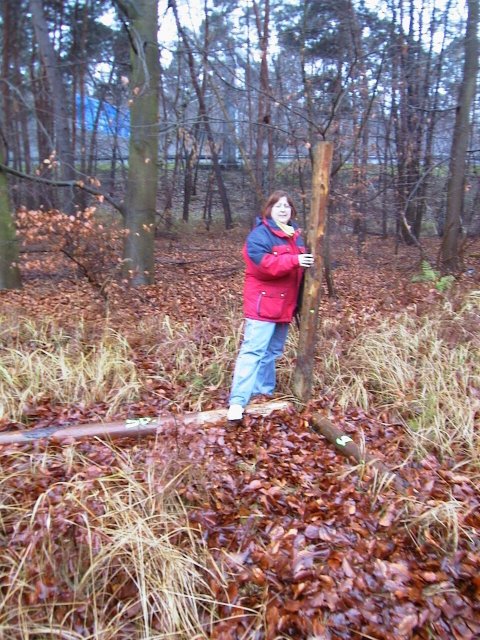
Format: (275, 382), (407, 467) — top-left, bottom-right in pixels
(416, 1), (452, 238)
(1, 3), (14, 166)
(108, 88), (126, 196)
(159, 56), (180, 230)
(0, 137), (22, 290)
(29, 0), (76, 213)
(221, 85), (239, 169)
(253, 0), (273, 197)
(389, 0), (425, 243)
(2, 2), (33, 206)
(207, 71), (264, 205)
(30, 58), (56, 208)
(293, 142), (333, 402)
(245, 7), (255, 211)
(347, 0), (369, 253)
(117, 0), (160, 285)
(440, 0), (479, 271)
(73, 0), (89, 211)
(87, 67), (116, 178)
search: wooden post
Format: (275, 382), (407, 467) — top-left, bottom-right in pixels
(293, 141), (333, 402)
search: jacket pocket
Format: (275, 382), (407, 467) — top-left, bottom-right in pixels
(256, 291), (286, 320)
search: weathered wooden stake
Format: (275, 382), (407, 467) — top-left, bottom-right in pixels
(293, 141), (333, 402)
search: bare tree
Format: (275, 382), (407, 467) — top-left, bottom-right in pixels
(440, 0), (479, 271)
(252, 0), (274, 197)
(170, 0), (233, 229)
(29, 0), (76, 212)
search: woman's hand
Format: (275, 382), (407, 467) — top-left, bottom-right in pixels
(298, 253), (314, 268)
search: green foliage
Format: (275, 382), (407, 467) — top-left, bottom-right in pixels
(436, 274), (456, 292)
(411, 260), (438, 282)
(412, 260), (455, 292)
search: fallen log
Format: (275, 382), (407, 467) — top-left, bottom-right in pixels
(0, 403), (405, 489)
(0, 400), (291, 446)
(309, 412), (407, 489)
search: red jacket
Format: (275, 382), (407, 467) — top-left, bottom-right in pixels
(242, 218), (306, 323)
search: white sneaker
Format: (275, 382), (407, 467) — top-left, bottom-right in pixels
(227, 404), (244, 421)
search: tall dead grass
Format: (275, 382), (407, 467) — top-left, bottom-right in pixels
(0, 308), (243, 422)
(0, 309), (266, 637)
(323, 291), (480, 463)
(0, 317), (140, 423)
(138, 310), (242, 411)
(0, 444), (230, 639)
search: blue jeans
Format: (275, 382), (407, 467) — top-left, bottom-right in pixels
(229, 319), (289, 407)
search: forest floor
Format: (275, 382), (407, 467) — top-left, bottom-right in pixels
(1, 225), (480, 639)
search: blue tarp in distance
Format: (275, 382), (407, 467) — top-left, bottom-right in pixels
(75, 95), (130, 138)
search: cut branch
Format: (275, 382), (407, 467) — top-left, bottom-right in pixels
(0, 401), (291, 446)
(0, 402), (405, 491)
(309, 412), (407, 490)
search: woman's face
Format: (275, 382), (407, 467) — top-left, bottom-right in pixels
(270, 196), (292, 226)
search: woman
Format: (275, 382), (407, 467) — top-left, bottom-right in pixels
(227, 190), (314, 421)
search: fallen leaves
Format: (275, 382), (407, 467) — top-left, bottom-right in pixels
(1, 232), (480, 638)
(1, 393), (479, 639)
(165, 411), (479, 639)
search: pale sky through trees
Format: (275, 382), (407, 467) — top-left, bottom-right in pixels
(98, 0), (469, 63)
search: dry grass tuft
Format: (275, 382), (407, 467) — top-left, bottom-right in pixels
(323, 291), (480, 462)
(0, 444), (228, 639)
(0, 306), (243, 422)
(401, 495), (476, 554)
(0, 317), (141, 423)
(139, 309), (241, 411)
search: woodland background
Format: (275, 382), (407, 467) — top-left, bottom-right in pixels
(0, 1), (479, 639)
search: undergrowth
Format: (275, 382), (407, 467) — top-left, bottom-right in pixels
(324, 290), (480, 463)
(0, 444), (230, 639)
(0, 289), (479, 636)
(0, 318), (140, 423)
(138, 310), (241, 412)
(2, 289), (480, 467)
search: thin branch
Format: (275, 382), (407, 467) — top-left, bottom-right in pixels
(397, 158), (450, 257)
(0, 161), (125, 216)
(59, 247), (107, 297)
